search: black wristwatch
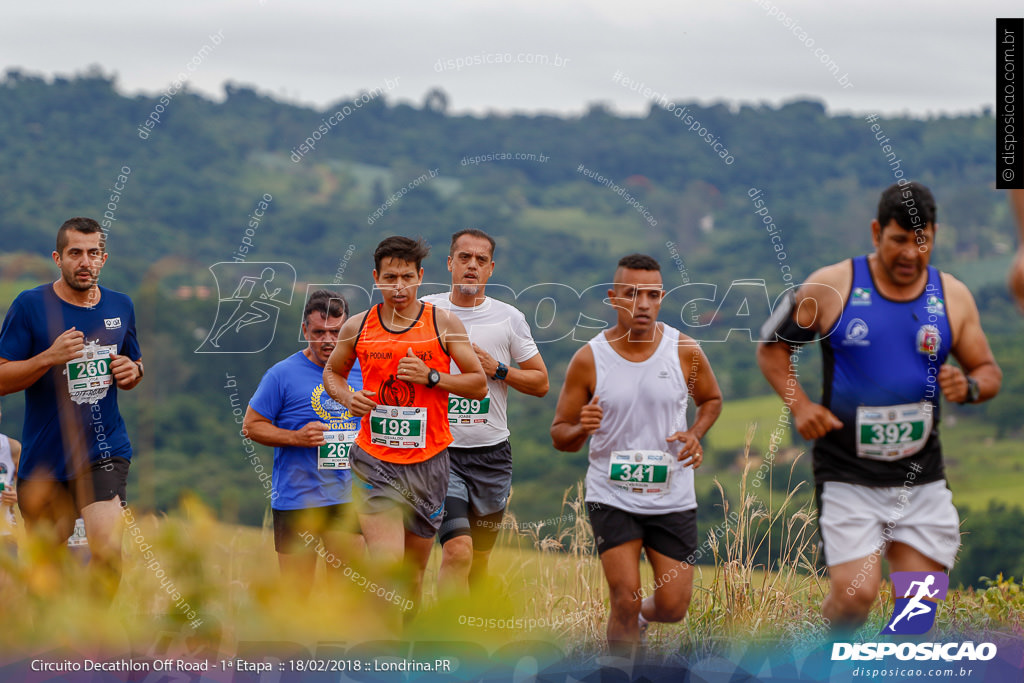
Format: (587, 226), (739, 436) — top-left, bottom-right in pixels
(962, 376), (980, 404)
(426, 368), (441, 388)
(492, 362), (508, 381)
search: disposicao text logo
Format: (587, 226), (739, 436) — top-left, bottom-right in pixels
(831, 571), (998, 665)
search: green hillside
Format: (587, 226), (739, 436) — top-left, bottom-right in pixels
(1, 71), (1023, 587)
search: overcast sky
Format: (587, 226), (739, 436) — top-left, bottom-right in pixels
(0, 1), (1018, 117)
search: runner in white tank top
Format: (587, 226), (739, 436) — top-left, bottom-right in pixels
(552, 254), (722, 655)
(0, 403), (23, 548)
(585, 323), (695, 515)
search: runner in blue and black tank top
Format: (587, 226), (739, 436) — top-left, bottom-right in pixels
(757, 182), (1002, 633)
(815, 254), (951, 488)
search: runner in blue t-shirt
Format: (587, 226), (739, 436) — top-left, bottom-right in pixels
(244, 290), (364, 593)
(0, 217), (143, 598)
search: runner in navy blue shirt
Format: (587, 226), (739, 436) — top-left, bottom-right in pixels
(0, 217), (143, 598)
(244, 290), (364, 594)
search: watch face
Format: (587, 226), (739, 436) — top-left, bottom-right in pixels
(429, 369), (440, 385)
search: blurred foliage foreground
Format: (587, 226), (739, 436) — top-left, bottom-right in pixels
(0, 478), (1021, 678)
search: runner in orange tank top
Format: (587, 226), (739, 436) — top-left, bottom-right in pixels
(353, 300), (453, 464)
(323, 236), (486, 622)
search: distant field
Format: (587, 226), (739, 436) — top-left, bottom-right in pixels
(708, 393), (790, 455)
(940, 417), (1024, 511)
(517, 206), (660, 255)
(0, 280), (44, 308)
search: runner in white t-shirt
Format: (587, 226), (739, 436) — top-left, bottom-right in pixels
(422, 229), (549, 595)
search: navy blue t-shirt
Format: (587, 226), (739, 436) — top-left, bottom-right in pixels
(248, 351), (362, 510)
(0, 284), (141, 481)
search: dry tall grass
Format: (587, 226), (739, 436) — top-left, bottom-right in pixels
(0, 433), (1021, 661)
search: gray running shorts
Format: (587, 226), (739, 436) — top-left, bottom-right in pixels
(447, 440), (513, 517)
(349, 443), (449, 538)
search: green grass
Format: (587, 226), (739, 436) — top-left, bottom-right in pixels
(708, 393), (790, 455)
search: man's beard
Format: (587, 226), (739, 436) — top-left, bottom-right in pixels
(65, 270), (96, 291)
(455, 283), (481, 297)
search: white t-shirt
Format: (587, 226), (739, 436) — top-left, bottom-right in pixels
(584, 324), (697, 514)
(421, 293), (540, 448)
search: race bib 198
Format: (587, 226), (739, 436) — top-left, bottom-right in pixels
(608, 450), (672, 494)
(448, 395), (490, 425)
(318, 430), (357, 470)
(856, 402), (933, 461)
(369, 405), (427, 449)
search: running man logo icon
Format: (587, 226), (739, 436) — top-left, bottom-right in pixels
(196, 262), (296, 353)
(883, 571), (949, 635)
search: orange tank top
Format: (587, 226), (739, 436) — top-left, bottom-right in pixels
(353, 302), (452, 464)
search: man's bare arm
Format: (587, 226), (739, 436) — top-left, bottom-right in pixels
(551, 346), (600, 452)
(938, 274), (1001, 404)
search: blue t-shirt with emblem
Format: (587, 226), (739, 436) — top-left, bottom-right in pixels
(0, 284), (141, 481)
(248, 351), (362, 510)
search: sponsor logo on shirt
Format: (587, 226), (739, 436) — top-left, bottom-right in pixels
(842, 318), (870, 346)
(917, 325), (941, 355)
(311, 384), (356, 426)
(851, 287), (872, 305)
(925, 295), (945, 316)
(104, 317), (122, 329)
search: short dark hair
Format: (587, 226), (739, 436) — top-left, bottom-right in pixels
(56, 217), (104, 255)
(450, 229), (496, 258)
(877, 182), (937, 232)
(616, 253), (661, 272)
(374, 236), (430, 272)
(303, 289), (348, 325)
